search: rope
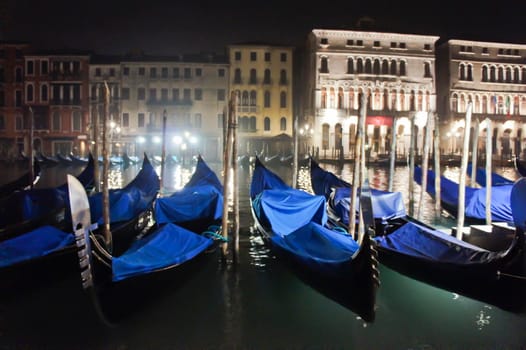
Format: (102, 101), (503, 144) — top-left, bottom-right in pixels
(203, 229), (229, 242)
(497, 271), (526, 281)
(332, 226), (348, 234)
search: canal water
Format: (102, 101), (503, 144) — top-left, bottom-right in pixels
(1, 159), (525, 349)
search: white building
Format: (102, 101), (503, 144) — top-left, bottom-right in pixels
(303, 29), (439, 160)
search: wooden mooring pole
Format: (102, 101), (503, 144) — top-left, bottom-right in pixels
(456, 102), (472, 239)
(433, 112), (442, 219)
(485, 118), (493, 225)
(102, 82), (112, 249)
(417, 112), (432, 220)
(350, 93), (366, 239)
(388, 117), (397, 192)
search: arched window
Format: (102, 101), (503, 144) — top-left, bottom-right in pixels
(482, 95), (488, 114)
(399, 61), (406, 76)
(348, 89), (355, 110)
(279, 70), (287, 85)
(280, 91), (287, 108)
(242, 91), (249, 106)
(505, 67), (512, 83)
(390, 60), (397, 75)
(52, 111), (60, 131)
(322, 123), (330, 150)
(365, 59), (372, 74)
(357, 58), (363, 73)
(338, 87), (344, 109)
(264, 117), (270, 131)
(263, 69), (271, 84)
(514, 67), (520, 83)
(424, 62), (432, 78)
(26, 84), (34, 102)
(417, 91), (423, 111)
(489, 66), (496, 82)
(459, 63), (466, 80)
(482, 66), (488, 82)
(347, 58), (354, 74)
(250, 90), (257, 106)
(249, 116), (256, 130)
(321, 87), (327, 109)
(320, 57), (329, 73)
(239, 116), (249, 131)
(280, 117), (286, 131)
(329, 88), (335, 108)
(498, 67), (504, 82)
(249, 69), (257, 84)
(234, 68), (241, 84)
(373, 59), (380, 74)
(264, 91), (271, 108)
(335, 123), (342, 148)
(467, 64), (473, 81)
(382, 60), (389, 74)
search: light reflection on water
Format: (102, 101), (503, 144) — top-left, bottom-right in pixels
(1, 159), (525, 347)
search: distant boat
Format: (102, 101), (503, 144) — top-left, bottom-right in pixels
(467, 163), (514, 186)
(0, 159), (41, 199)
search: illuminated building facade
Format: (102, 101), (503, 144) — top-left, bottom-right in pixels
(303, 29), (439, 160)
(227, 44), (294, 156)
(436, 40), (526, 160)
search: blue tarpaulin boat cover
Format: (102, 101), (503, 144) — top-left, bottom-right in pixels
(467, 163), (514, 187)
(510, 177), (526, 230)
(414, 166), (513, 222)
(374, 220), (497, 263)
(0, 225), (74, 267)
(112, 223), (213, 282)
(253, 189), (327, 236)
(89, 156), (160, 225)
(154, 185), (223, 224)
(185, 156), (224, 192)
(332, 187), (407, 225)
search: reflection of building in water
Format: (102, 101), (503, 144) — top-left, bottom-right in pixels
(437, 39), (526, 162)
(302, 29), (438, 160)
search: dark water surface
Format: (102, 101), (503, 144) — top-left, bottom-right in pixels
(1, 160), (525, 349)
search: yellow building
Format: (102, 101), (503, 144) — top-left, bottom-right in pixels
(228, 44), (294, 157)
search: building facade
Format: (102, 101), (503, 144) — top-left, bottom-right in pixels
(0, 42), (29, 160)
(303, 29), (439, 160)
(228, 44), (294, 156)
(436, 39), (526, 160)
(116, 54), (229, 161)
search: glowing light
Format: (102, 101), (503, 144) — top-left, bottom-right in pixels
(189, 136), (198, 144)
(172, 136), (182, 144)
(153, 136), (161, 144)
(137, 136), (146, 144)
(414, 111), (428, 127)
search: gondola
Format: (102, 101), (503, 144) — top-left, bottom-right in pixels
(0, 159), (41, 199)
(414, 165), (513, 224)
(56, 153), (74, 166)
(309, 161), (526, 312)
(68, 167), (223, 324)
(310, 158), (406, 233)
(37, 153), (61, 167)
(0, 154), (160, 292)
(467, 163), (514, 186)
(250, 157), (379, 322)
(154, 155), (223, 233)
(514, 155), (526, 177)
(0, 153), (95, 242)
(70, 153), (89, 166)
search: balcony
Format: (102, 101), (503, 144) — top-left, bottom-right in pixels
(50, 70), (83, 81)
(236, 105), (259, 114)
(50, 99), (82, 106)
(146, 99), (193, 107)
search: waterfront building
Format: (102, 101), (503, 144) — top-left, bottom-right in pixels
(117, 53), (229, 161)
(0, 42), (29, 159)
(227, 44), (294, 157)
(436, 39), (526, 161)
(302, 29), (439, 160)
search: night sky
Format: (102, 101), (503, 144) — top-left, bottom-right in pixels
(2, 0), (526, 55)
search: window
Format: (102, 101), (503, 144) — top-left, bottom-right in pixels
(15, 68), (22, 82)
(123, 67), (129, 76)
(217, 113), (224, 128)
(347, 58), (354, 74)
(279, 70), (287, 84)
(137, 87), (145, 100)
(234, 51), (241, 61)
(72, 111), (81, 131)
(218, 68), (225, 77)
(50, 112), (59, 131)
(264, 91), (271, 108)
(399, 43), (406, 49)
(234, 69), (242, 84)
(264, 117), (270, 131)
(280, 53), (287, 62)
(320, 57), (328, 73)
(347, 40), (354, 46)
(194, 88), (202, 100)
(138, 67), (145, 75)
(26, 84), (34, 102)
(121, 88), (130, 100)
(161, 88), (168, 101)
(250, 69), (257, 84)
(150, 67), (157, 78)
(424, 44), (431, 51)
(109, 68), (115, 76)
(122, 113), (129, 127)
(399, 61), (406, 76)
(15, 90), (22, 107)
(161, 67), (168, 78)
(356, 40), (363, 46)
(264, 69), (271, 84)
(194, 113), (202, 128)
(280, 91), (287, 108)
(195, 68), (202, 77)
(149, 88), (157, 101)
(173, 67), (180, 78)
(217, 89), (226, 101)
(424, 62), (432, 78)
(183, 89), (191, 101)
(172, 89), (179, 101)
(264, 52), (271, 62)
(390, 42), (396, 48)
(373, 41), (380, 48)
(322, 124), (330, 150)
(138, 113), (145, 127)
(0, 114), (4, 129)
(280, 117), (286, 131)
(482, 47), (489, 54)
(320, 38), (328, 45)
(16, 115), (23, 130)
(184, 68), (191, 78)
(95, 68), (101, 76)
(41, 61), (48, 75)
(250, 52), (257, 61)
(27, 61), (34, 75)
(41, 85), (48, 101)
